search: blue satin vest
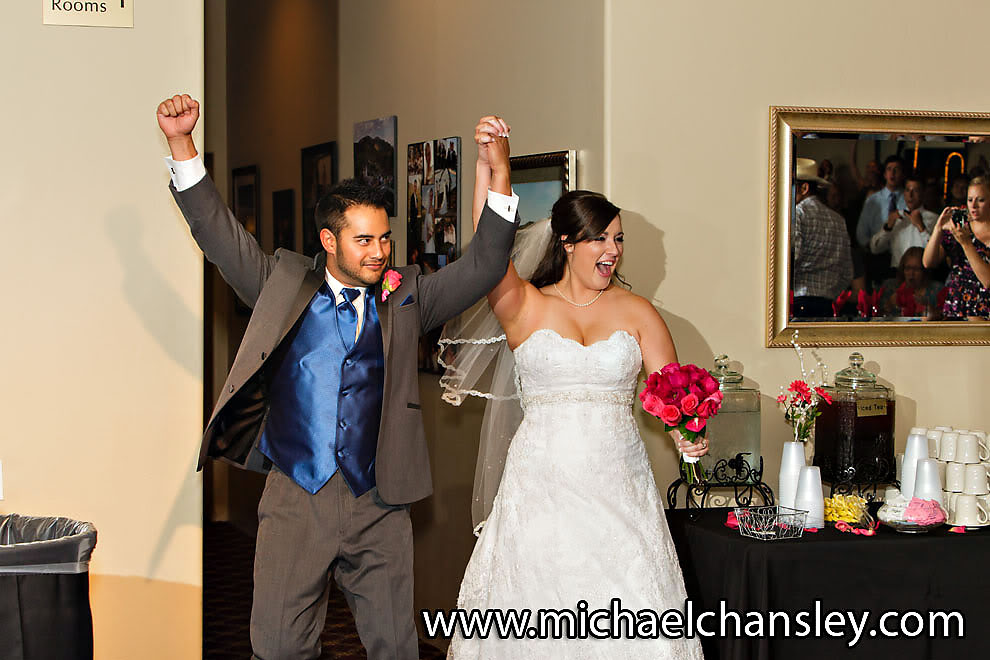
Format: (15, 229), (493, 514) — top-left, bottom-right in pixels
(259, 284), (385, 496)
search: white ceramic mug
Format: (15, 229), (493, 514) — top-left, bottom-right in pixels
(936, 460), (947, 486)
(935, 426), (953, 432)
(953, 494), (989, 526)
(945, 462), (966, 492)
(955, 434), (984, 464)
(927, 430), (942, 459)
(943, 490), (958, 517)
(963, 463), (990, 495)
(939, 432), (959, 462)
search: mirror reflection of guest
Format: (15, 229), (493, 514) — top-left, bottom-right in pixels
(879, 247), (941, 318)
(791, 158), (854, 318)
(947, 172), (970, 206)
(923, 176), (990, 320)
(856, 155), (905, 248)
(869, 175), (937, 269)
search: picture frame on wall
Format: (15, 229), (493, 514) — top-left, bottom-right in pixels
(231, 165), (260, 240)
(407, 136), (461, 373)
(354, 115), (397, 216)
(407, 137), (460, 273)
(301, 141), (338, 257)
(272, 188), (295, 252)
(509, 150), (576, 225)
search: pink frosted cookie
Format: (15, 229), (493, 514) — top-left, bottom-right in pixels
(903, 498), (946, 525)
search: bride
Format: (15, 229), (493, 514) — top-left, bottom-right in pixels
(440, 118), (706, 658)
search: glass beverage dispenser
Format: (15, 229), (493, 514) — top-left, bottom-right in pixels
(813, 352), (896, 489)
(704, 355), (761, 482)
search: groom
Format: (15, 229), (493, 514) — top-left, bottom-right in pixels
(157, 95), (517, 659)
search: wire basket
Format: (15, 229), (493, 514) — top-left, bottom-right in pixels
(734, 505), (808, 541)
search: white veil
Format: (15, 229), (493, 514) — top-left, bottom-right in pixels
(438, 217), (553, 533)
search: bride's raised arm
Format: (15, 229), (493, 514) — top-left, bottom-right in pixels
(471, 118), (540, 336)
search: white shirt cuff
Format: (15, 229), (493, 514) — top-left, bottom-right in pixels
(486, 189), (519, 223)
(164, 154), (207, 192)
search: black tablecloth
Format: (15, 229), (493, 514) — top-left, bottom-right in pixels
(666, 508), (990, 660)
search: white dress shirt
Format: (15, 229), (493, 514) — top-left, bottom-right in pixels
(868, 207), (938, 267)
(324, 269), (368, 341)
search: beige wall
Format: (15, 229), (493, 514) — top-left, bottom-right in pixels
(607, 0), (989, 491)
(1, 2), (204, 658)
(338, 0), (606, 633)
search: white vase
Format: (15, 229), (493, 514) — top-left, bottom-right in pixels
(794, 465), (825, 529)
(778, 441), (807, 509)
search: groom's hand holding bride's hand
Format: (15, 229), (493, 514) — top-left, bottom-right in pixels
(672, 429), (709, 458)
(474, 115), (511, 195)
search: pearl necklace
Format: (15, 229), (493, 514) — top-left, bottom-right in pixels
(553, 282), (605, 308)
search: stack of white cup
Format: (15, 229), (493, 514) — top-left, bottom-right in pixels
(928, 427), (990, 527)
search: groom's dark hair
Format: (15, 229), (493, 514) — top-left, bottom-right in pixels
(315, 179), (391, 237)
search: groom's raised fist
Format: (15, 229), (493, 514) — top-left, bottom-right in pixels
(157, 94), (199, 160)
(157, 94), (200, 138)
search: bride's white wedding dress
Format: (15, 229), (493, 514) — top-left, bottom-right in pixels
(448, 328), (703, 659)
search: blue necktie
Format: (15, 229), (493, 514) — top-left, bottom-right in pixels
(888, 191), (897, 214)
(336, 287), (360, 349)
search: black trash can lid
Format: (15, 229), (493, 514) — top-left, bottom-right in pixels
(0, 514), (97, 574)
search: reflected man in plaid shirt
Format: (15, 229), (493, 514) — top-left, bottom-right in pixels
(791, 158), (854, 318)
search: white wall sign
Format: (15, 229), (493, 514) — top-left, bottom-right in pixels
(43, 0), (133, 28)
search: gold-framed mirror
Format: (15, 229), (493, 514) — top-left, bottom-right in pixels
(767, 106), (990, 347)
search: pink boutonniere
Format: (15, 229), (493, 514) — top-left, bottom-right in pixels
(381, 269), (402, 302)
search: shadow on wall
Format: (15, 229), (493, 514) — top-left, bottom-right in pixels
(104, 205), (202, 379)
(104, 206), (205, 574)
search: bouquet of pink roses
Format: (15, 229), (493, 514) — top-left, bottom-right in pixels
(639, 362), (723, 483)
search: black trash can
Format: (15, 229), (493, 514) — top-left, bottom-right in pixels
(0, 514), (97, 660)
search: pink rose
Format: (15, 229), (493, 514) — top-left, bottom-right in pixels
(645, 372), (661, 391)
(642, 393), (664, 417)
(687, 365), (707, 383)
(660, 362), (681, 376)
(701, 375), (720, 395)
(685, 416), (707, 433)
(697, 394), (722, 418)
(663, 388), (684, 406)
(668, 370), (690, 389)
(659, 404), (682, 426)
(680, 393), (699, 416)
(688, 383), (704, 398)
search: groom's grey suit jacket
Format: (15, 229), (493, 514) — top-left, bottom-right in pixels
(170, 176), (517, 504)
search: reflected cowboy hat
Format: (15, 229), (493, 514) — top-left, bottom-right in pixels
(794, 158), (831, 187)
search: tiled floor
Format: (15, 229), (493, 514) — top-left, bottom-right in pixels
(203, 522), (445, 659)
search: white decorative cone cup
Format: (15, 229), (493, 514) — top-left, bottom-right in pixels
(913, 459), (944, 506)
(794, 466), (825, 529)
(779, 442), (806, 509)
(901, 431), (929, 500)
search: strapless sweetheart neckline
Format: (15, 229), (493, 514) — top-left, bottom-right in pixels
(513, 327), (638, 353)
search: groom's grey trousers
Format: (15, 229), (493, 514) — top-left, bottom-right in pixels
(251, 468), (417, 660)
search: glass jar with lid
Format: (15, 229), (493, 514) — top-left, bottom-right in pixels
(813, 352), (896, 487)
(703, 355), (761, 482)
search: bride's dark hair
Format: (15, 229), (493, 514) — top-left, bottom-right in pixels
(529, 190), (626, 289)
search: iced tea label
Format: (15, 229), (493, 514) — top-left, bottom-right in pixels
(856, 399), (887, 417)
